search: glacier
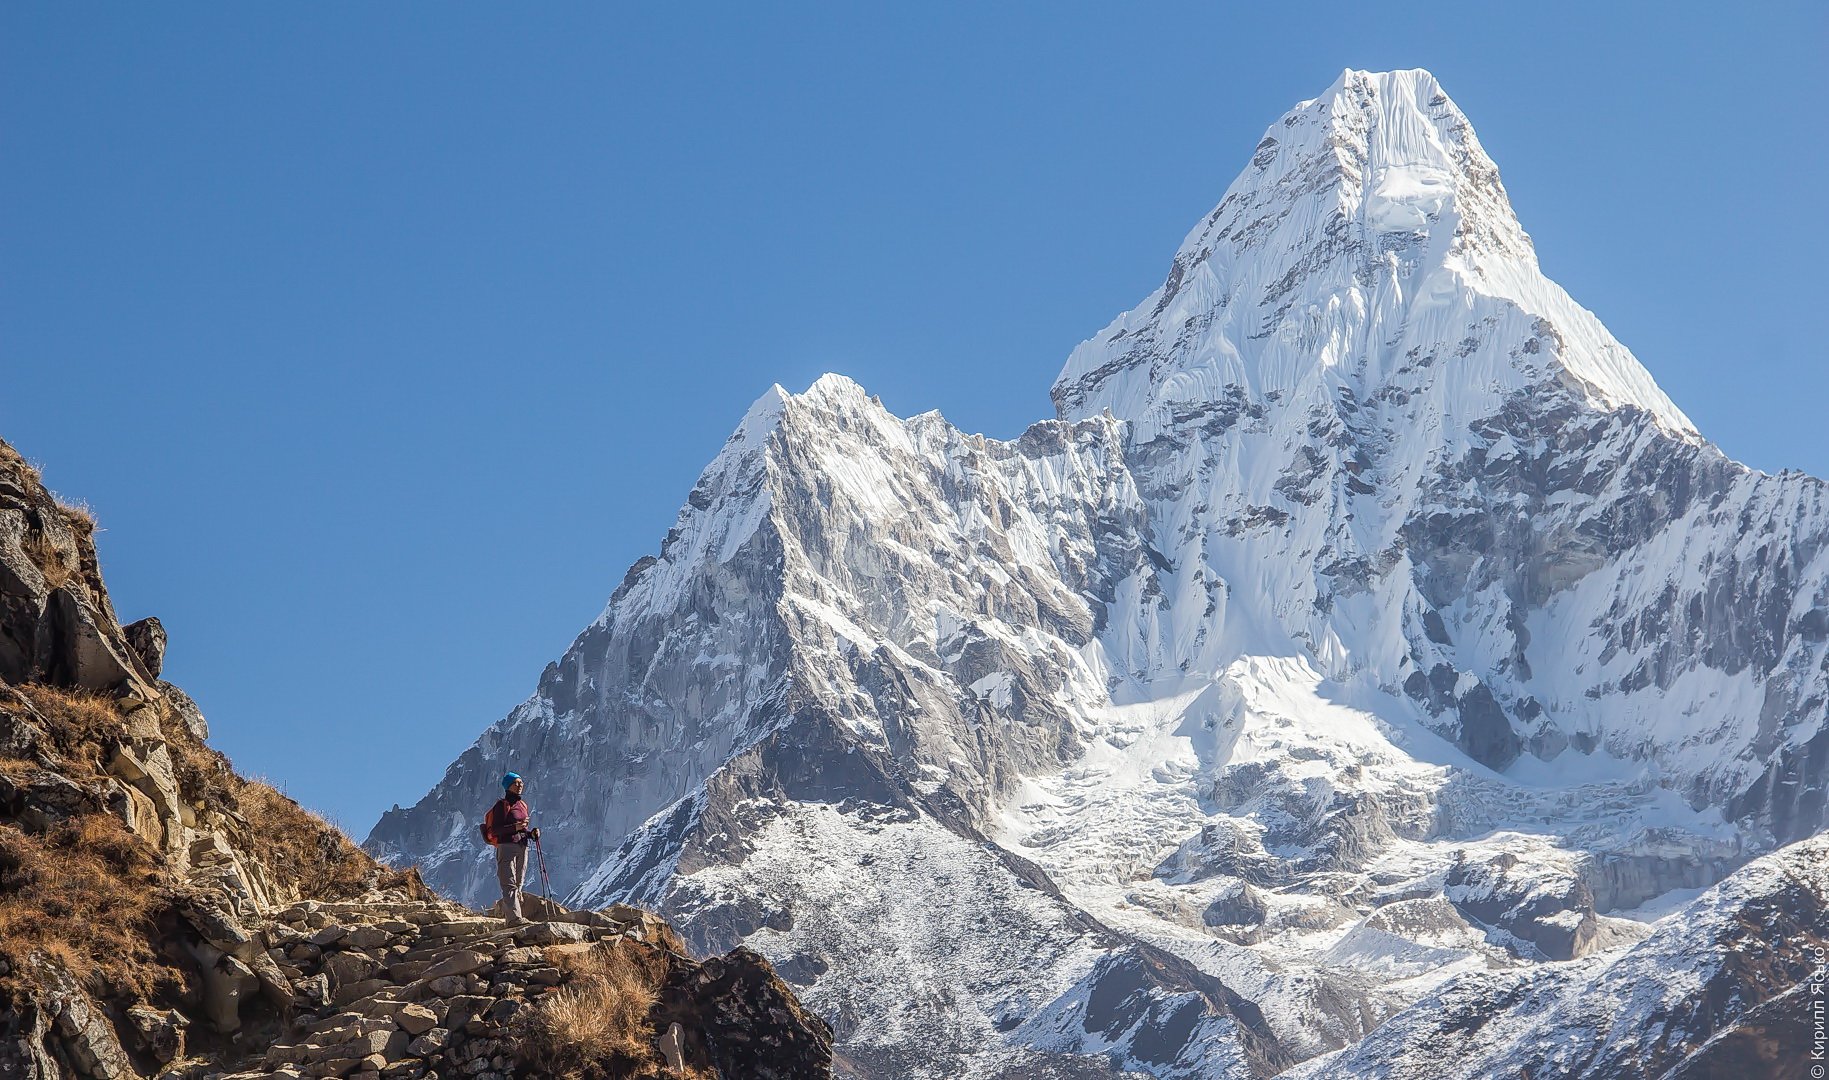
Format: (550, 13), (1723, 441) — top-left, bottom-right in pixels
(369, 69), (1829, 1077)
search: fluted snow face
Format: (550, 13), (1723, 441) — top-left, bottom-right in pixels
(1054, 69), (1694, 438)
(1045, 66), (1825, 821)
(372, 70), (1829, 1079)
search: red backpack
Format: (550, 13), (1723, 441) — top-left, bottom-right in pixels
(479, 798), (507, 845)
(479, 797), (528, 845)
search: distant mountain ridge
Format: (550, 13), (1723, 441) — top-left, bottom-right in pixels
(370, 69), (1829, 1078)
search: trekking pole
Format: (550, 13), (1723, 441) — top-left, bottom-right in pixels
(534, 831), (553, 904)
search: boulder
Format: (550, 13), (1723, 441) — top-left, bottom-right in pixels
(125, 1005), (188, 1063)
(0, 1001), (62, 1080)
(0, 507), (52, 605)
(157, 680), (209, 740)
(1, 770), (97, 830)
(295, 973), (332, 1009)
(310, 925), (349, 947)
(441, 996), (495, 1031)
(405, 1029), (448, 1057)
(325, 951), (385, 989)
(394, 1004), (438, 1036)
(385, 959), (432, 981)
(416, 918), (496, 940)
(315, 1030), (394, 1062)
(100, 777), (164, 847)
(122, 616), (166, 679)
(419, 949), (489, 982)
(514, 921), (586, 946)
(192, 947), (261, 1033)
(658, 1022), (686, 1072)
(0, 688), (45, 757)
(177, 891), (293, 1008)
(331, 979), (393, 1009)
(343, 926), (392, 951)
(108, 740), (182, 832)
(265, 1042), (311, 1068)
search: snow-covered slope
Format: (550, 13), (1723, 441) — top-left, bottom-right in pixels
(1285, 832), (1829, 1079)
(370, 70), (1829, 1077)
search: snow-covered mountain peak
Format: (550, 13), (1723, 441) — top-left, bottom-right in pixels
(1052, 69), (1697, 441)
(375, 72), (1829, 1079)
(712, 375), (883, 473)
(800, 371), (869, 401)
(732, 382), (793, 445)
(1281, 68), (1511, 232)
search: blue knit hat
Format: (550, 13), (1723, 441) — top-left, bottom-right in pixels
(502, 772), (521, 790)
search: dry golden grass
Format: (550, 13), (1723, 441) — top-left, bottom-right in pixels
(18, 524), (75, 590)
(56, 498), (97, 536)
(0, 813), (180, 1005)
(15, 684), (126, 755)
(0, 690), (177, 1003)
(156, 711), (410, 902)
(0, 678), (412, 1020)
(230, 777), (382, 900)
(514, 939), (675, 1079)
(0, 442), (73, 519)
(114, 680), (404, 902)
(11, 679), (395, 910)
(0, 441), (43, 488)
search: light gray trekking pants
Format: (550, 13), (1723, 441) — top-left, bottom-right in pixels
(496, 841), (529, 919)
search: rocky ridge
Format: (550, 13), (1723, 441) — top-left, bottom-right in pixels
(0, 436), (833, 1079)
(235, 896), (827, 1080)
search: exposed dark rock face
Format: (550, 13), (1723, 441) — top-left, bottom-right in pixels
(122, 617), (166, 680)
(669, 946), (834, 1080)
(1203, 883), (1268, 930)
(1444, 853), (1601, 961)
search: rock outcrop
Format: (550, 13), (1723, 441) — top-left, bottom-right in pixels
(218, 897), (829, 1080)
(0, 437), (832, 1079)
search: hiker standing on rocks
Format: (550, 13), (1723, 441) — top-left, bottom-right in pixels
(483, 772), (540, 926)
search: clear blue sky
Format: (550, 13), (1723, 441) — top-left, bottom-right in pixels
(3, 4), (1823, 833)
